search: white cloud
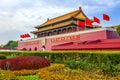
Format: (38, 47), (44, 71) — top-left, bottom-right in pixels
(93, 0), (120, 7)
(0, 0), (74, 33)
(0, 0), (120, 44)
(75, 0), (120, 15)
(0, 0), (119, 33)
(0, 0), (21, 6)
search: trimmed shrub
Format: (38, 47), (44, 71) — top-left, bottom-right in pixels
(0, 70), (21, 80)
(0, 54), (6, 60)
(12, 69), (38, 76)
(0, 56), (50, 70)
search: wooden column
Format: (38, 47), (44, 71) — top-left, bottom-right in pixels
(53, 31), (57, 35)
(72, 27), (77, 32)
(58, 30), (61, 34)
(66, 28), (69, 33)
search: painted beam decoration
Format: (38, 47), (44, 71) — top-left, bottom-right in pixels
(51, 35), (80, 43)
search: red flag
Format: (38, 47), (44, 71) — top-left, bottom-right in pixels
(103, 14), (110, 21)
(27, 34), (30, 37)
(77, 20), (85, 27)
(23, 34), (26, 38)
(25, 34), (28, 38)
(21, 35), (24, 38)
(86, 18), (92, 26)
(20, 35), (22, 38)
(94, 16), (100, 24)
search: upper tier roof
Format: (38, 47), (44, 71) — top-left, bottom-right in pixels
(35, 7), (88, 29)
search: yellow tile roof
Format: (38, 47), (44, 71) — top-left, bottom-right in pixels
(31, 20), (75, 33)
(31, 20), (92, 34)
(35, 7), (87, 28)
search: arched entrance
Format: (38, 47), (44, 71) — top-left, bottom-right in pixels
(23, 48), (26, 51)
(34, 47), (37, 51)
(29, 48), (31, 51)
(42, 46), (45, 51)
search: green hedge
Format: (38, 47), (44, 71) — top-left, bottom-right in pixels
(0, 51), (120, 73)
(0, 51), (120, 64)
(0, 54), (6, 60)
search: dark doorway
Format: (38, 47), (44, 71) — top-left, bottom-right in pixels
(29, 48), (31, 51)
(42, 46), (45, 51)
(23, 48), (26, 51)
(35, 47), (37, 51)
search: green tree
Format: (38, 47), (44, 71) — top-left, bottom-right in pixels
(117, 25), (120, 35)
(4, 40), (18, 50)
(0, 44), (4, 48)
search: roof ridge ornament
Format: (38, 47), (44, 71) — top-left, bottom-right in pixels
(47, 18), (49, 21)
(79, 6), (82, 10)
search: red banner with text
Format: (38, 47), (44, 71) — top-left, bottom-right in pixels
(51, 35), (80, 43)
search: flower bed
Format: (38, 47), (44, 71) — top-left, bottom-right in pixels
(0, 64), (120, 80)
(1, 51), (120, 73)
(0, 70), (22, 80)
(37, 64), (120, 80)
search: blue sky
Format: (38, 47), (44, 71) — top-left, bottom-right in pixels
(0, 0), (120, 44)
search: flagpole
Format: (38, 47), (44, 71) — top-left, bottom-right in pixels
(77, 20), (79, 31)
(85, 20), (86, 30)
(77, 25), (79, 31)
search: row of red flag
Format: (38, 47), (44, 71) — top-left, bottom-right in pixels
(78, 14), (110, 27)
(20, 34), (31, 38)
